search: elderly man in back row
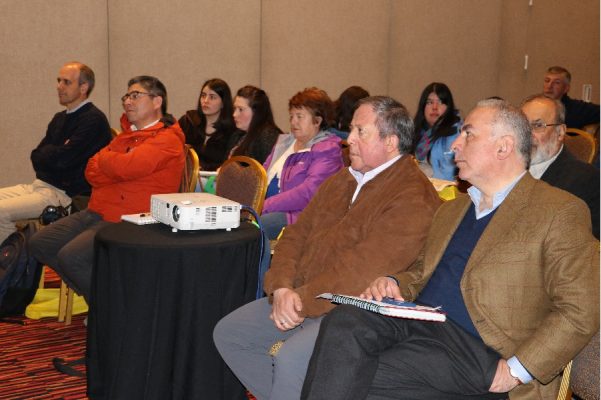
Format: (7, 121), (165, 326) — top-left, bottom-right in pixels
(302, 99), (599, 400)
(521, 94), (599, 239)
(543, 66), (600, 129)
(214, 96), (441, 399)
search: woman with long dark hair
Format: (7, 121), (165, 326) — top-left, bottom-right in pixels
(330, 86), (370, 139)
(229, 85), (281, 164)
(178, 78), (236, 171)
(413, 82), (462, 180)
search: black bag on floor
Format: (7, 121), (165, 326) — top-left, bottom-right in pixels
(0, 221), (43, 317)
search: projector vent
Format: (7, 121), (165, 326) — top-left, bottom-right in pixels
(205, 206), (217, 224)
(221, 205), (235, 213)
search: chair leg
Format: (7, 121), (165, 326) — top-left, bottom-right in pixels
(65, 286), (74, 325)
(38, 265), (46, 289)
(58, 280), (67, 322)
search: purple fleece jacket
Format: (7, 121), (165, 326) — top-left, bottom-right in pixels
(262, 132), (343, 224)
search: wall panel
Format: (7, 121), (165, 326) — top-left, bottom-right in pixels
(498, 0), (600, 105)
(0, 0), (109, 186)
(261, 0), (390, 130)
(389, 1), (503, 117)
(106, 0), (261, 128)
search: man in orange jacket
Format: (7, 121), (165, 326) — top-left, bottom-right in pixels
(30, 76), (185, 303)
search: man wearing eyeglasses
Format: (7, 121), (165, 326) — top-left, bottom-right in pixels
(0, 61), (111, 244)
(30, 76), (185, 304)
(521, 94), (599, 239)
(543, 66), (599, 129)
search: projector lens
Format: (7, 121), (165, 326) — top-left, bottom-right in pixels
(172, 205), (180, 222)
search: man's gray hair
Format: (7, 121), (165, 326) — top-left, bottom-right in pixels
(358, 96), (414, 154)
(476, 98), (532, 168)
(521, 93), (566, 124)
(547, 66), (571, 84)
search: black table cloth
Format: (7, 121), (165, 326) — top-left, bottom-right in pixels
(87, 221), (261, 400)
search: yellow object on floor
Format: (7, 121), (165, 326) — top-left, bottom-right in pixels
(25, 288), (88, 320)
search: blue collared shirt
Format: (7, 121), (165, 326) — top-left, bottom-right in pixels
(466, 171), (527, 220)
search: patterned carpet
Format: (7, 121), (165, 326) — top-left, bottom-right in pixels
(0, 314), (88, 400)
(0, 267), (88, 399)
(0, 269), (256, 400)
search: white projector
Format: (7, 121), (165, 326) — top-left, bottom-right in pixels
(150, 193), (240, 231)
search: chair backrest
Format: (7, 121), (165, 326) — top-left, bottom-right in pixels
(216, 156), (267, 214)
(110, 127), (120, 138)
(582, 123), (600, 163)
(571, 333), (600, 400)
(564, 128), (596, 164)
(582, 123), (599, 137)
(179, 145), (200, 193)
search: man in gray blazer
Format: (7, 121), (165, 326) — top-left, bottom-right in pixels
(301, 99), (599, 400)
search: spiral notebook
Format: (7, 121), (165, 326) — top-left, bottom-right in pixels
(317, 293), (446, 322)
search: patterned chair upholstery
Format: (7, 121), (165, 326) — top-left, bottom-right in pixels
(216, 156), (267, 215)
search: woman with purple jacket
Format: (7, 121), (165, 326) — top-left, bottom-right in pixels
(261, 87), (343, 239)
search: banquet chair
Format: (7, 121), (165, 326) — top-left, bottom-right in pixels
(57, 280), (75, 324)
(564, 128), (596, 164)
(110, 127), (121, 138)
(582, 123), (599, 137)
(582, 123), (600, 164)
(179, 145), (200, 193)
(556, 332), (600, 400)
(216, 156), (267, 215)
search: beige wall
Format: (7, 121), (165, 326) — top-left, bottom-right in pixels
(106, 0), (262, 128)
(0, 0), (109, 187)
(0, 0), (598, 187)
(498, 0), (600, 106)
(389, 0), (504, 116)
(262, 0), (391, 128)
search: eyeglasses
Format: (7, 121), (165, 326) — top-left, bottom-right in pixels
(121, 91), (155, 102)
(529, 121), (562, 132)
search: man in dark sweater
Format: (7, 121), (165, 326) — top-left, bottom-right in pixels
(0, 62), (111, 243)
(521, 94), (599, 239)
(543, 66), (600, 129)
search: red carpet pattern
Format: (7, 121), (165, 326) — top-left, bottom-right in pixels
(0, 315), (88, 400)
(0, 266), (88, 400)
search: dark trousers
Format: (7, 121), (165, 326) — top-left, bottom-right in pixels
(301, 305), (508, 400)
(29, 209), (110, 302)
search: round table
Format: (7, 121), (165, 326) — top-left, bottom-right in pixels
(86, 221), (261, 400)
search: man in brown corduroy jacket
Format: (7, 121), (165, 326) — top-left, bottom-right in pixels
(214, 96), (442, 400)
